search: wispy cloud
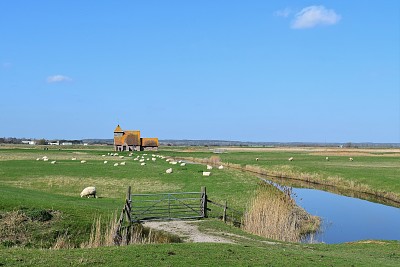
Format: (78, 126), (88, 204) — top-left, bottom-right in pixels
(291, 6), (341, 29)
(46, 75), (72, 83)
(2, 62), (12, 68)
(274, 7), (292, 18)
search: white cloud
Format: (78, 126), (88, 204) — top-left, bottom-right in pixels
(46, 75), (72, 83)
(291, 6), (341, 29)
(274, 8), (292, 18)
(2, 62), (12, 68)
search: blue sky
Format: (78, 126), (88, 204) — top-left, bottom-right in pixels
(1, 1), (399, 143)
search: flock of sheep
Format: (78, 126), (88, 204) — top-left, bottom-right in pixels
(35, 151), (224, 198)
(255, 156), (355, 162)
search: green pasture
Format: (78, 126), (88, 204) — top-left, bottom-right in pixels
(158, 148), (400, 196)
(0, 146), (399, 266)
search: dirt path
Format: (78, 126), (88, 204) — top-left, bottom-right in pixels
(143, 220), (234, 243)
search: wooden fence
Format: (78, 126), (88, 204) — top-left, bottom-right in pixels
(113, 186), (242, 245)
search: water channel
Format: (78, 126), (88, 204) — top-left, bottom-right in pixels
(260, 176), (400, 244)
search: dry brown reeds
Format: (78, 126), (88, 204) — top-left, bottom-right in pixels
(242, 183), (320, 242)
(80, 213), (180, 248)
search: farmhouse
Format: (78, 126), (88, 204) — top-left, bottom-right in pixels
(113, 125), (159, 151)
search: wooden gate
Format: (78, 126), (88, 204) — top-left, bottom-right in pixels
(129, 186), (207, 222)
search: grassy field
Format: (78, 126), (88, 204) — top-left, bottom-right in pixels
(159, 147), (400, 203)
(0, 145), (399, 266)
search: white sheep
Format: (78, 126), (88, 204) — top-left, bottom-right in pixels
(120, 162), (126, 166)
(170, 161), (178, 165)
(180, 163), (186, 167)
(207, 165), (213, 170)
(102, 155), (106, 157)
(43, 158), (49, 162)
(36, 158), (40, 161)
(203, 171), (211, 176)
(218, 165), (224, 169)
(349, 157), (354, 161)
(114, 163), (119, 166)
(326, 157), (329, 161)
(139, 159), (145, 162)
(288, 157), (293, 161)
(51, 161), (56, 164)
(119, 156), (124, 159)
(72, 157), (77, 161)
(80, 186), (97, 198)
(81, 160), (86, 163)
(141, 162), (146, 166)
(152, 158), (156, 161)
(166, 168), (173, 174)
(256, 158), (259, 161)
(104, 161), (108, 164)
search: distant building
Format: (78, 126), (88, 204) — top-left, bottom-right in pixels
(22, 140), (36, 145)
(113, 125), (159, 151)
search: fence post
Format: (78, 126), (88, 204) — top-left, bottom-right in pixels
(201, 186), (208, 218)
(223, 200), (227, 223)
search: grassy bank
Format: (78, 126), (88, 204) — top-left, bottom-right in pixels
(0, 240), (399, 266)
(163, 147), (400, 204)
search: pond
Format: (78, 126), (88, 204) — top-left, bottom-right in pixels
(260, 175), (400, 244)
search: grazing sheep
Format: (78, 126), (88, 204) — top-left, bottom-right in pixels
(72, 157), (77, 161)
(202, 171), (211, 176)
(218, 165), (224, 169)
(102, 155), (106, 157)
(36, 158), (40, 161)
(43, 158), (49, 162)
(166, 168), (173, 174)
(349, 157), (353, 161)
(134, 158), (139, 161)
(180, 163), (186, 167)
(170, 161), (178, 165)
(288, 157), (293, 161)
(326, 157), (329, 161)
(51, 161), (56, 164)
(166, 158), (171, 162)
(119, 156), (124, 159)
(120, 162), (126, 166)
(152, 158), (156, 161)
(207, 165), (213, 170)
(80, 160), (86, 163)
(139, 159), (145, 162)
(104, 161), (108, 164)
(141, 162), (146, 166)
(256, 158), (259, 161)
(114, 163), (119, 166)
(80, 186), (97, 198)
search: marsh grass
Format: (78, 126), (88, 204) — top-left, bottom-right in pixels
(242, 183), (320, 242)
(80, 213), (181, 248)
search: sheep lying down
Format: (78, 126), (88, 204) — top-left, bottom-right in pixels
(80, 186), (97, 198)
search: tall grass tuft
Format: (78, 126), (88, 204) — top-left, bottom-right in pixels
(242, 183), (320, 242)
(80, 212), (181, 248)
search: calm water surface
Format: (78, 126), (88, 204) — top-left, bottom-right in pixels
(292, 188), (400, 244)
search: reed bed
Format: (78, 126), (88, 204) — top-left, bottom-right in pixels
(78, 213), (181, 249)
(242, 183), (320, 243)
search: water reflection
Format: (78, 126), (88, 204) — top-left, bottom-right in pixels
(295, 188), (400, 244)
(258, 174), (400, 209)
(260, 176), (400, 244)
